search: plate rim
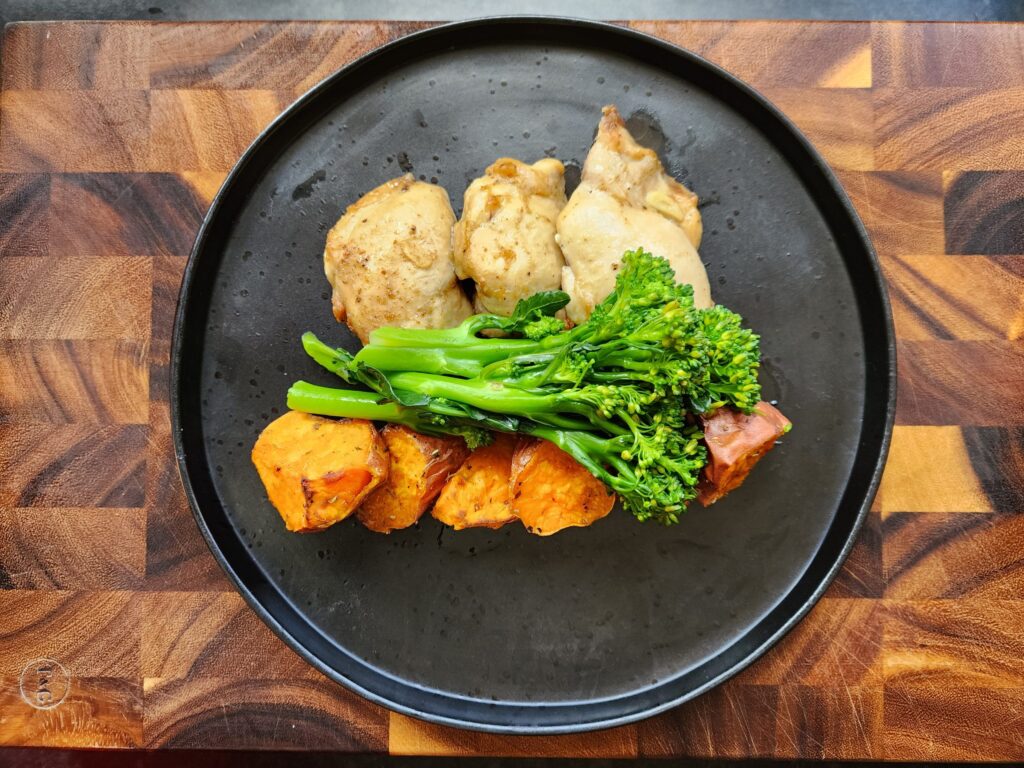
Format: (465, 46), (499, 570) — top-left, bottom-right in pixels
(170, 15), (896, 734)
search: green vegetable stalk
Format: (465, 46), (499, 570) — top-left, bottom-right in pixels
(287, 249), (763, 525)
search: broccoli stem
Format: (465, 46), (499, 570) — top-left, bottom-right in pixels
(361, 338), (541, 368)
(363, 317), (569, 373)
(385, 371), (597, 426)
(301, 333), (354, 379)
(303, 331), (527, 380)
(287, 381), (408, 421)
(287, 380), (629, 485)
(354, 345), (485, 378)
(307, 324), (581, 382)
(367, 314), (504, 348)
(287, 380), (518, 443)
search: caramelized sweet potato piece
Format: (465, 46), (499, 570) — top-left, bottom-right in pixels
(357, 425), (470, 533)
(510, 439), (616, 536)
(697, 401), (791, 506)
(432, 434), (519, 530)
(251, 411), (387, 532)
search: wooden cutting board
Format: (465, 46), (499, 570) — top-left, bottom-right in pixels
(1, 19), (1023, 760)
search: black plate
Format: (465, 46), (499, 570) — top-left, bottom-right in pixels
(172, 17), (895, 733)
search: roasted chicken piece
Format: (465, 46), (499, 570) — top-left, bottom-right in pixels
(357, 425), (470, 533)
(251, 411), (388, 532)
(557, 105), (712, 323)
(323, 174), (473, 343)
(454, 158), (568, 316)
(697, 402), (792, 506)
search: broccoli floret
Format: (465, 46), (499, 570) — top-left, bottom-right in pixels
(706, 306), (762, 412)
(522, 315), (566, 340)
(525, 417), (707, 526)
(577, 248), (694, 342)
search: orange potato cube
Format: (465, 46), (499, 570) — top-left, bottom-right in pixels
(432, 433), (519, 530)
(510, 439), (615, 536)
(697, 401), (791, 506)
(251, 411), (387, 532)
(357, 425), (470, 533)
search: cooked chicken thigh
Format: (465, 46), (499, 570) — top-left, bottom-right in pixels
(454, 157), (567, 316)
(324, 174), (473, 343)
(556, 105), (712, 324)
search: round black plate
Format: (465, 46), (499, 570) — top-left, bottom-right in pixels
(172, 17), (895, 733)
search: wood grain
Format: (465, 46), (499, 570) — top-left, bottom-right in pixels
(0, 173), (49, 256)
(877, 426), (992, 514)
(882, 255), (1024, 341)
(0, 676), (142, 748)
(1, 22), (150, 91)
(733, 598), (883, 686)
(141, 592), (317, 679)
(896, 340), (1024, 426)
(759, 88), (874, 170)
(0, 423), (146, 507)
(837, 170), (945, 254)
(831, 511), (883, 598)
(872, 22), (1024, 88)
(0, 257), (151, 340)
(883, 685), (1024, 761)
(0, 340), (148, 424)
(637, 684), (778, 758)
(0, 508), (146, 590)
(884, 512), (1024, 599)
(630, 21), (872, 88)
(148, 21), (429, 94)
(388, 712), (637, 757)
(0, 591), (140, 677)
(0, 91), (150, 172)
(149, 255), (185, 402)
(771, 685), (882, 760)
(143, 677), (388, 750)
(883, 599), (1024, 688)
(961, 427), (1024, 513)
(945, 171), (1024, 254)
(144, 401), (232, 591)
(874, 88), (1024, 171)
(49, 173), (212, 257)
(149, 90), (285, 171)
(1, 18), (1023, 758)
(638, 684), (881, 759)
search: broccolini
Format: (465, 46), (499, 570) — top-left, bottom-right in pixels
(287, 249), (762, 524)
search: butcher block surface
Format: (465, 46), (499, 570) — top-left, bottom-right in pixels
(1, 19), (1024, 760)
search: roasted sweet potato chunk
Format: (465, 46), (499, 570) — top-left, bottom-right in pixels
(251, 411), (387, 532)
(697, 401), (791, 506)
(510, 439), (615, 536)
(357, 425), (470, 533)
(432, 434), (519, 530)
